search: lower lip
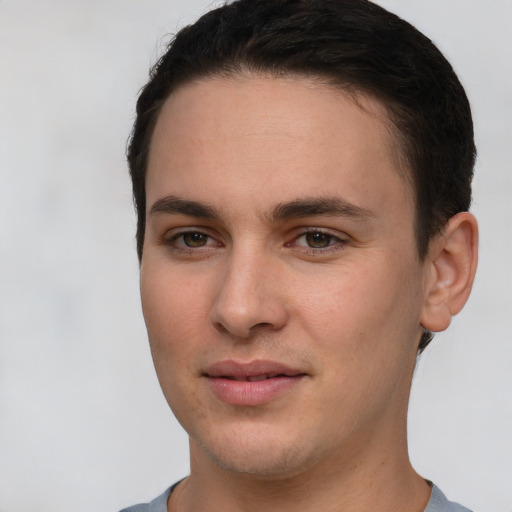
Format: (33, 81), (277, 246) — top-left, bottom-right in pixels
(207, 375), (305, 406)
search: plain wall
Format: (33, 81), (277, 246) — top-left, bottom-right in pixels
(0, 1), (510, 510)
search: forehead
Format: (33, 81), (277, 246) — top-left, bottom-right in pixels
(146, 75), (412, 220)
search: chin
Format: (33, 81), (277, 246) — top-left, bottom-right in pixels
(193, 427), (321, 478)
(205, 447), (305, 478)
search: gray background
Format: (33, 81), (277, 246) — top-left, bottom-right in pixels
(0, 1), (510, 510)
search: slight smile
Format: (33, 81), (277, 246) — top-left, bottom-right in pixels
(204, 360), (308, 406)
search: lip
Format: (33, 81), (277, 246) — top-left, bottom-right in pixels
(203, 359), (307, 406)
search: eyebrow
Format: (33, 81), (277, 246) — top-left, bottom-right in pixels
(148, 195), (376, 223)
(270, 197), (376, 222)
(149, 195), (220, 219)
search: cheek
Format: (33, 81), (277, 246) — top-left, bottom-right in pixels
(293, 263), (420, 420)
(141, 262), (208, 332)
(291, 257), (423, 359)
(140, 265), (207, 376)
(140, 269), (208, 422)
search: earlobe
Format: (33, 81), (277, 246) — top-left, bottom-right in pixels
(420, 212), (478, 333)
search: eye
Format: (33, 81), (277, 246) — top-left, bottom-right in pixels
(294, 230), (341, 249)
(182, 231), (209, 247)
(165, 230), (221, 251)
(303, 232), (334, 248)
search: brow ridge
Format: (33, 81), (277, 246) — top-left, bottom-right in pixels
(149, 195), (376, 224)
(149, 195), (219, 219)
(270, 197), (376, 222)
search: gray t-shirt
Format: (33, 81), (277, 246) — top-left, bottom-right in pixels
(119, 482), (473, 512)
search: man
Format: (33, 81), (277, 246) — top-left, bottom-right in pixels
(121, 1), (478, 511)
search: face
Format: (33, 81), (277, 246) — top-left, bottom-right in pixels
(141, 75), (430, 478)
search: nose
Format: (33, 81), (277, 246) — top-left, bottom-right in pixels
(210, 249), (289, 339)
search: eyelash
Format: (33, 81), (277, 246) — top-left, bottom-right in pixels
(163, 228), (348, 257)
(164, 230), (221, 254)
(288, 229), (348, 256)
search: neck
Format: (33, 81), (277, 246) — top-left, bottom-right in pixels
(169, 429), (431, 512)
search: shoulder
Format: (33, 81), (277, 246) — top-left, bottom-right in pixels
(425, 485), (473, 512)
(118, 485), (174, 512)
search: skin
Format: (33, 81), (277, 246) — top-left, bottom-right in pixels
(140, 75), (478, 512)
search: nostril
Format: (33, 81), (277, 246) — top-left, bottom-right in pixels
(209, 276), (290, 338)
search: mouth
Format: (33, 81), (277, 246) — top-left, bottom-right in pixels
(203, 360), (307, 406)
(204, 359), (306, 380)
(221, 373), (300, 382)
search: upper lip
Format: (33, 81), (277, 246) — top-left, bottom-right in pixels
(204, 359), (306, 380)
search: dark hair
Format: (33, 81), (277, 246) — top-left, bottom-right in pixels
(127, 0), (475, 352)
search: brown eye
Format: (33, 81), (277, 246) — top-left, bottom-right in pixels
(305, 232), (332, 248)
(182, 232), (209, 247)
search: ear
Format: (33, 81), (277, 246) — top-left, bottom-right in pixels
(420, 212), (478, 333)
